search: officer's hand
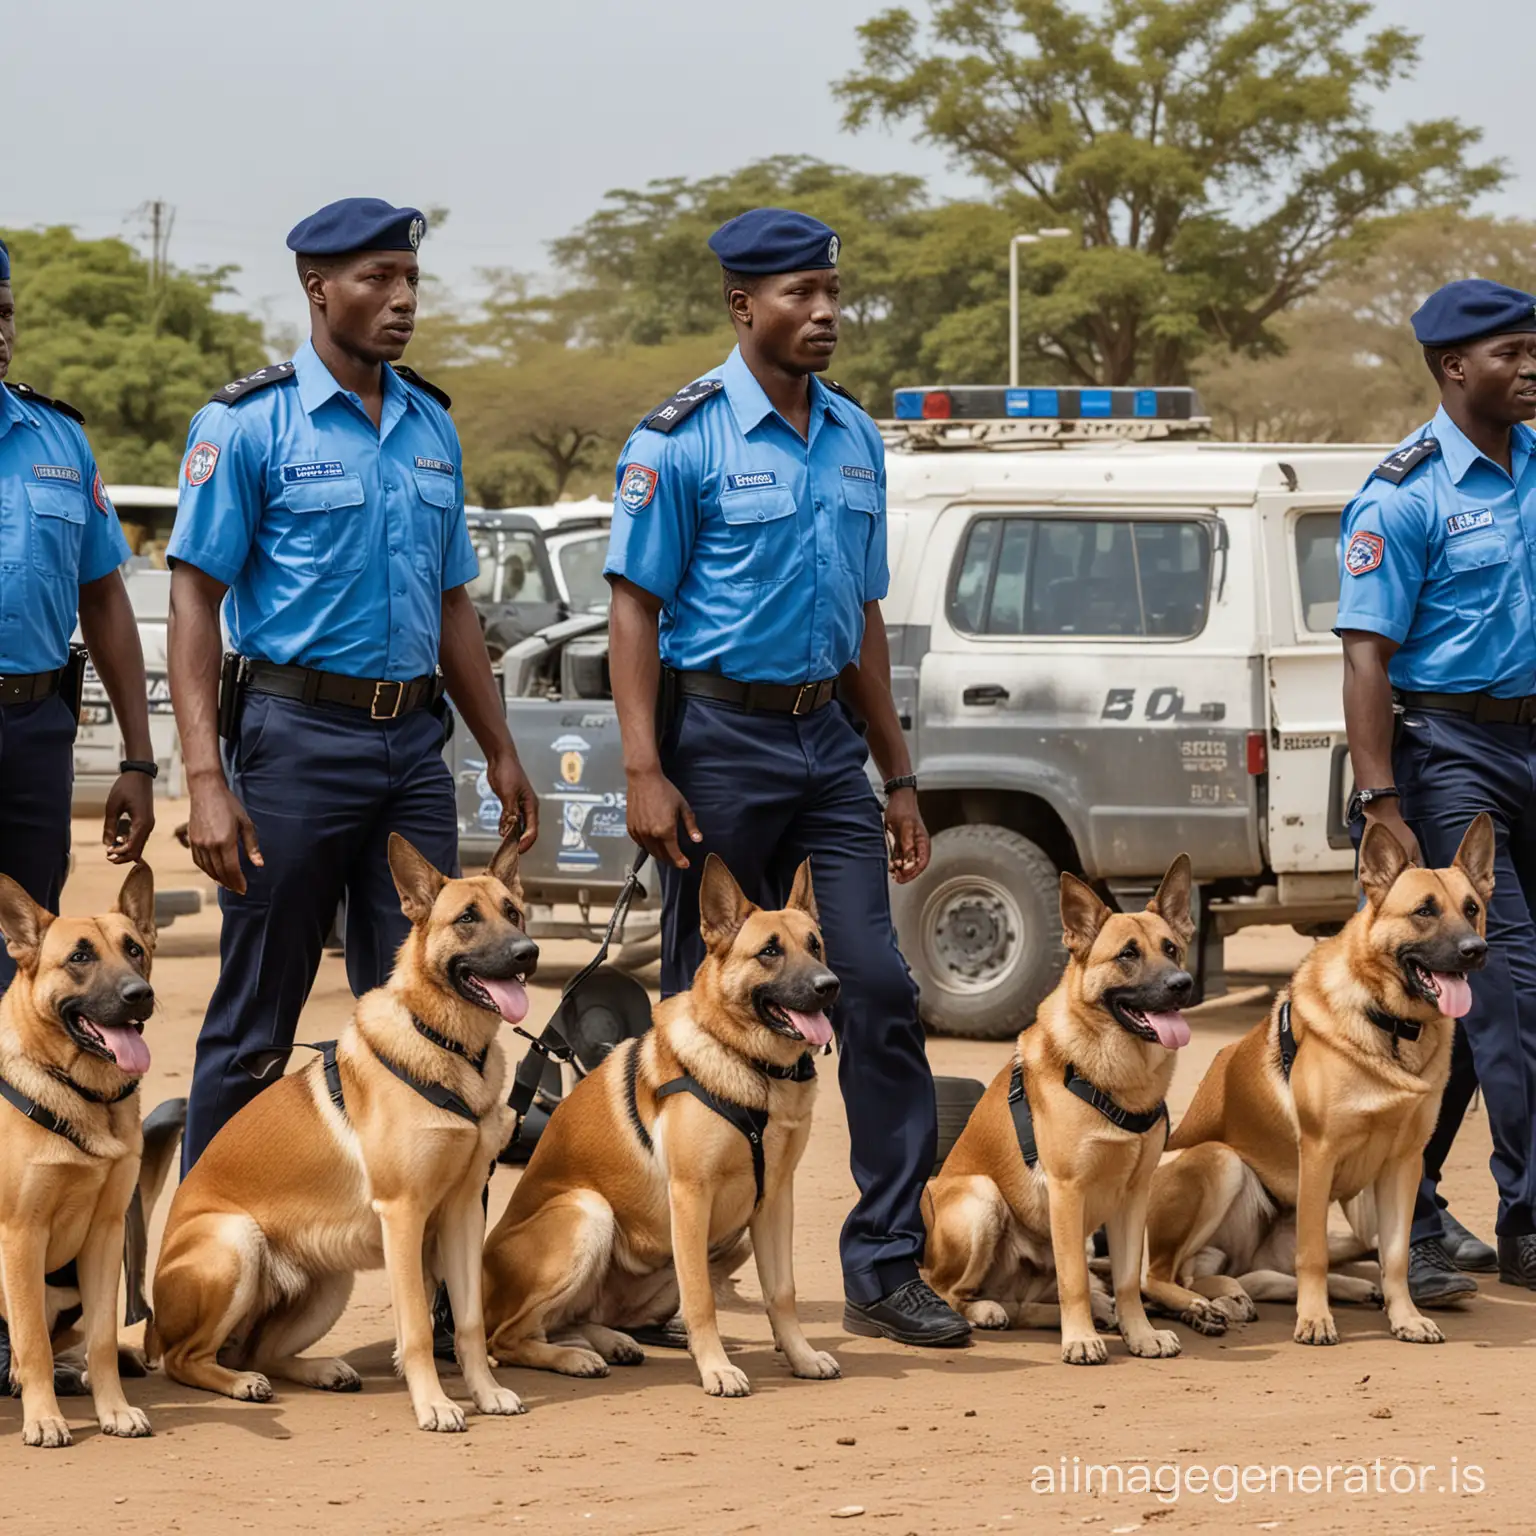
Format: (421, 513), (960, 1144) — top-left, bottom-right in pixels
(488, 749), (540, 853)
(187, 776), (264, 895)
(627, 766), (702, 870)
(886, 788), (930, 885)
(103, 772), (156, 865)
(1364, 804), (1422, 866)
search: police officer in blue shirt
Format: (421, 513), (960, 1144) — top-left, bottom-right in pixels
(1339, 277), (1536, 1299)
(606, 209), (970, 1349)
(167, 200), (539, 1178)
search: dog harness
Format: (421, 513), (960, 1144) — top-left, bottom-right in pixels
(307, 1018), (484, 1125)
(1275, 998), (1422, 1085)
(1276, 1001), (1299, 1082)
(1007, 1059), (1169, 1171)
(624, 1038), (818, 1208)
(0, 1068), (136, 1153)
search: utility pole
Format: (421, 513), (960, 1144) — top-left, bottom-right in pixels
(133, 200), (176, 326)
(1008, 228), (1072, 386)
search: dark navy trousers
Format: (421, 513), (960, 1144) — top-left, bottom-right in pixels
(181, 693), (458, 1173)
(658, 696), (935, 1305)
(0, 696), (75, 992)
(1393, 708), (1536, 1241)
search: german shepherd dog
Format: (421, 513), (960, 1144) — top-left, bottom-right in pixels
(1144, 815), (1493, 1347)
(0, 866), (157, 1448)
(482, 854), (840, 1399)
(924, 857), (1196, 1365)
(149, 831), (536, 1431)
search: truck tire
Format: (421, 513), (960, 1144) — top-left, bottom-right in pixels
(893, 824), (1065, 1041)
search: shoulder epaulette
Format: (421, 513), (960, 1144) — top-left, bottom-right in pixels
(393, 365), (452, 411)
(10, 382), (84, 425)
(642, 377), (725, 434)
(823, 379), (864, 411)
(1371, 437), (1438, 485)
(210, 362), (296, 406)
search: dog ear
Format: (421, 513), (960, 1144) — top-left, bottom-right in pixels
(787, 859), (819, 924)
(1451, 811), (1496, 906)
(1147, 853), (1196, 948)
(1358, 820), (1415, 906)
(1059, 872), (1112, 959)
(486, 827), (521, 895)
(388, 833), (447, 926)
(699, 854), (754, 949)
(113, 862), (158, 951)
(0, 874), (52, 971)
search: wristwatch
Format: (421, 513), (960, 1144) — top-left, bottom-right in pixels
(120, 759), (159, 780)
(1347, 785), (1398, 820)
(883, 774), (918, 796)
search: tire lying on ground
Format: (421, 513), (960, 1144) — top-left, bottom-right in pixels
(892, 824), (1066, 1041)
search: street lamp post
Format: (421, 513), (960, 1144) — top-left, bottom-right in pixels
(1009, 228), (1073, 387)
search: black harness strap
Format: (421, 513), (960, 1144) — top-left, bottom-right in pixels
(46, 1066), (139, 1106)
(303, 1039), (477, 1122)
(0, 1072), (90, 1152)
(1063, 1064), (1170, 1138)
(412, 1016), (489, 1074)
(1277, 1000), (1299, 1082)
(755, 1052), (818, 1083)
(655, 1075), (770, 1207)
(1007, 1059), (1039, 1169)
(1365, 1005), (1424, 1046)
(312, 1041), (347, 1113)
(624, 1037), (653, 1155)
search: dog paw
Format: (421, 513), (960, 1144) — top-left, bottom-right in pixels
(600, 1333), (645, 1367)
(311, 1359), (363, 1392)
(117, 1346), (150, 1379)
(416, 1398), (468, 1433)
(1212, 1293), (1258, 1324)
(99, 1406), (153, 1438)
(23, 1414), (72, 1449)
(1061, 1335), (1109, 1366)
(964, 1300), (1010, 1330)
(1391, 1314), (1445, 1345)
(791, 1350), (841, 1381)
(1090, 1295), (1117, 1332)
(231, 1372), (274, 1402)
(1180, 1302), (1229, 1337)
(554, 1349), (609, 1379)
(1126, 1327), (1183, 1359)
(1293, 1314), (1339, 1347)
(1369, 1286), (1386, 1308)
(702, 1365), (752, 1398)
(474, 1386), (526, 1416)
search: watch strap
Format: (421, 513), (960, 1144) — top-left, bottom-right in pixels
(120, 759), (159, 780)
(883, 774), (918, 795)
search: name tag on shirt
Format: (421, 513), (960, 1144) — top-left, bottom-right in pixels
(727, 472), (777, 490)
(33, 464), (82, 485)
(415, 456), (455, 477)
(841, 465), (877, 483)
(1446, 508), (1494, 536)
(282, 461), (346, 484)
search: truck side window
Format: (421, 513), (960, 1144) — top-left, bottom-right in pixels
(949, 517), (1001, 633)
(1293, 511), (1342, 632)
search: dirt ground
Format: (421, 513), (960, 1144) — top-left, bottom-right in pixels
(1, 806), (1530, 1534)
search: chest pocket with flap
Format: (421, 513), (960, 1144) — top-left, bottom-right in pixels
(411, 468), (456, 577)
(838, 473), (879, 575)
(717, 484), (802, 586)
(278, 473), (368, 577)
(1443, 527), (1522, 619)
(26, 482), (87, 578)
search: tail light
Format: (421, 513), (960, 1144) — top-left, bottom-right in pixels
(1246, 732), (1268, 775)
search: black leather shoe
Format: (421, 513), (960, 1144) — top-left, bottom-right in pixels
(431, 1283), (457, 1364)
(1408, 1237), (1479, 1307)
(0, 1317), (92, 1398)
(844, 1279), (972, 1347)
(1498, 1233), (1536, 1289)
(1441, 1209), (1498, 1273)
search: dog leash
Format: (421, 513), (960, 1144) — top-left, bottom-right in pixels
(503, 846), (650, 1147)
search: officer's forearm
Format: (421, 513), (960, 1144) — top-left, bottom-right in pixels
(77, 572), (153, 762)
(841, 601), (912, 783)
(609, 579), (665, 776)
(438, 585), (516, 764)
(1342, 629), (1401, 794)
(168, 563), (229, 785)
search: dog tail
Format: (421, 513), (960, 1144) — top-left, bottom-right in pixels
(123, 1098), (187, 1333)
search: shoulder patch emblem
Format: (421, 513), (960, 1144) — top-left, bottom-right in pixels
(92, 470), (112, 515)
(211, 362), (296, 405)
(1371, 436), (1438, 485)
(643, 378), (724, 434)
(1345, 530), (1384, 576)
(392, 365), (452, 411)
(184, 441), (221, 487)
(619, 464), (659, 512)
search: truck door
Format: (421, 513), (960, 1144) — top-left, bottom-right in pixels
(1259, 496), (1354, 874)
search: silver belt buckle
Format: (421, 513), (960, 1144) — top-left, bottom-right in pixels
(371, 680), (406, 720)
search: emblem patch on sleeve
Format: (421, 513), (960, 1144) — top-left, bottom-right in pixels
(1344, 530), (1384, 576)
(619, 463), (659, 512)
(184, 441), (221, 487)
(92, 470), (113, 515)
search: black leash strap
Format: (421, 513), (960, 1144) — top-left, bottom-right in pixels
(1007, 1058), (1039, 1169)
(0, 1071), (90, 1152)
(1063, 1064), (1170, 1138)
(655, 1074), (769, 1207)
(304, 1041), (347, 1113)
(1277, 1000), (1299, 1082)
(505, 847), (650, 1141)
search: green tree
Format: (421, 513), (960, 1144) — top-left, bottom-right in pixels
(1, 225), (267, 483)
(836, 0), (1504, 384)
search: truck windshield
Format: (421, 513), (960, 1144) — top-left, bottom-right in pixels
(466, 530), (551, 606)
(1293, 511), (1342, 632)
(557, 534), (611, 613)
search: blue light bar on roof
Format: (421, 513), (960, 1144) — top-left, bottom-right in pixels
(892, 385), (1202, 422)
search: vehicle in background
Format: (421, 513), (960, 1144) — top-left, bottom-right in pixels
(464, 508), (564, 664)
(505, 501), (612, 614)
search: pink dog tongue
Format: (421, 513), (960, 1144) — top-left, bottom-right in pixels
(475, 976), (530, 1025)
(1430, 972), (1474, 1019)
(92, 1023), (151, 1076)
(784, 1010), (833, 1048)
(1141, 1011), (1191, 1050)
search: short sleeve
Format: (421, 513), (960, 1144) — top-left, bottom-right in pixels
(1334, 477), (1431, 644)
(864, 440), (890, 604)
(441, 436), (479, 591)
(75, 437), (132, 584)
(165, 406), (263, 587)
(603, 428), (700, 605)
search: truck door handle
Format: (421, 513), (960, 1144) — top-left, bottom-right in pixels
(963, 685), (1009, 706)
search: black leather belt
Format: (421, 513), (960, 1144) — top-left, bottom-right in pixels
(1396, 690), (1536, 726)
(677, 672), (837, 716)
(244, 660), (439, 720)
(0, 668), (64, 707)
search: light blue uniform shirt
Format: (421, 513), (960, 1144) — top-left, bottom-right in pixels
(167, 339), (479, 679)
(1336, 404), (1536, 697)
(0, 382), (130, 673)
(603, 346), (888, 684)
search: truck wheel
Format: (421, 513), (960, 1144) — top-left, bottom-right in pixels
(893, 825), (1064, 1041)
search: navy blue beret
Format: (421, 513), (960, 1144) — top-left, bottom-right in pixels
(286, 198), (426, 257)
(708, 208), (840, 276)
(0, 238), (9, 284)
(1411, 278), (1536, 347)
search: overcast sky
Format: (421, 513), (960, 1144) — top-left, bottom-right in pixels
(8, 0), (1531, 341)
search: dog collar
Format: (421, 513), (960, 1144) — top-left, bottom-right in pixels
(755, 1052), (818, 1082)
(412, 1016), (490, 1074)
(1364, 1006), (1424, 1045)
(46, 1065), (139, 1106)
(1063, 1063), (1170, 1137)
(0, 1071), (91, 1152)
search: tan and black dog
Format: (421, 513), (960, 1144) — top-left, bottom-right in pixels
(1144, 814), (1493, 1347)
(483, 854), (840, 1399)
(148, 830), (535, 1432)
(923, 857), (1196, 1365)
(0, 865), (157, 1449)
